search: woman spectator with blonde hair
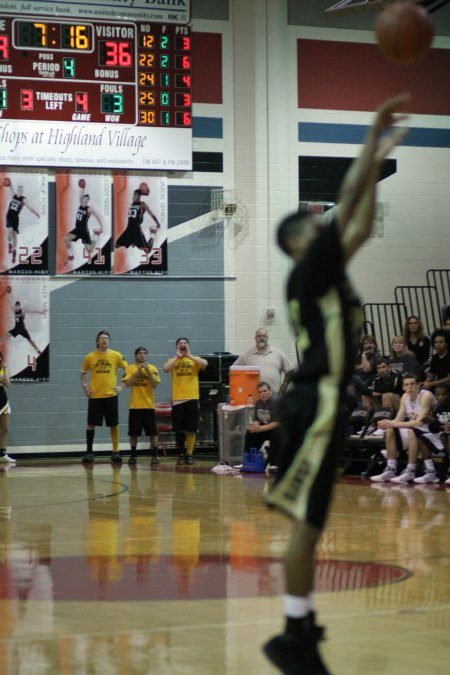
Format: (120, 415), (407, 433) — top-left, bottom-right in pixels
(389, 335), (421, 378)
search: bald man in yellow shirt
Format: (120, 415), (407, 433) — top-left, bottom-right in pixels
(163, 337), (207, 465)
(123, 346), (161, 465)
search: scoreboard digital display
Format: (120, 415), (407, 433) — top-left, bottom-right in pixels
(0, 1), (193, 170)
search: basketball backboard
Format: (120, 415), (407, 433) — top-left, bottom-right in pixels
(325, 0), (449, 13)
(325, 0), (388, 12)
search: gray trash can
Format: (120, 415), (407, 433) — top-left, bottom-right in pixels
(217, 404), (251, 465)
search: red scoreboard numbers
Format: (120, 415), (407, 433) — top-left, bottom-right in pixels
(137, 25), (192, 128)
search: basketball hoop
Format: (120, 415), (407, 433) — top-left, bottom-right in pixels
(210, 188), (241, 222)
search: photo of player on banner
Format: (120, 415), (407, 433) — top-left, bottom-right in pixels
(0, 170), (48, 275)
(113, 176), (167, 275)
(55, 173), (112, 275)
(0, 277), (49, 381)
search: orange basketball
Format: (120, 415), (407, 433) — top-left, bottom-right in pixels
(5, 285), (11, 293)
(78, 178), (86, 188)
(139, 181), (150, 195)
(3, 176), (10, 187)
(375, 2), (434, 65)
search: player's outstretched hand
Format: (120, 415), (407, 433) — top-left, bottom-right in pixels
(373, 93), (411, 161)
(374, 92), (411, 132)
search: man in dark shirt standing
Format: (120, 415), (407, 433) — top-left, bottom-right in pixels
(423, 329), (450, 392)
(263, 93), (410, 675)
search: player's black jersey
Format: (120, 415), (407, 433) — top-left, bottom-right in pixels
(7, 195), (25, 223)
(287, 219), (362, 385)
(75, 205), (90, 230)
(14, 307), (25, 329)
(127, 202), (144, 230)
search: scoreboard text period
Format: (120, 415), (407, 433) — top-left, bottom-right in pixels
(0, 13), (193, 170)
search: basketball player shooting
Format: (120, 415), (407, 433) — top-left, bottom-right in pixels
(0, 286), (45, 355)
(114, 186), (161, 252)
(3, 177), (40, 266)
(64, 179), (104, 265)
(263, 92), (410, 675)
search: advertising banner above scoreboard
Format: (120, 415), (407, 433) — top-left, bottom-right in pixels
(0, 0), (191, 25)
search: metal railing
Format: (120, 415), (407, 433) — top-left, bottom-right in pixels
(426, 269), (450, 321)
(394, 285), (441, 335)
(362, 302), (408, 356)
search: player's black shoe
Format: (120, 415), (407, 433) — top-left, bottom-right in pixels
(177, 454), (186, 465)
(110, 452), (123, 464)
(151, 454), (160, 465)
(82, 452), (95, 464)
(263, 613), (331, 675)
(128, 453), (137, 465)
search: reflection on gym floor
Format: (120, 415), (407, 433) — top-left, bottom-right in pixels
(0, 462), (449, 674)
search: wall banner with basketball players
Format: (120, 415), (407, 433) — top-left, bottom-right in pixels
(0, 276), (49, 381)
(113, 176), (168, 275)
(0, 170), (49, 275)
(55, 173), (112, 275)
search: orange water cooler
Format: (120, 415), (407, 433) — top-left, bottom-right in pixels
(228, 366), (260, 405)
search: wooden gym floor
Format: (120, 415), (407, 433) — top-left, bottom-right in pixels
(0, 458), (449, 674)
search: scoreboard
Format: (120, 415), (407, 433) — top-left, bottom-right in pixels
(0, 1), (192, 170)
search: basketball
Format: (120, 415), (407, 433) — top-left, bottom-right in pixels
(5, 285), (11, 293)
(78, 178), (86, 188)
(375, 2), (434, 65)
(139, 181), (150, 195)
(3, 177), (10, 187)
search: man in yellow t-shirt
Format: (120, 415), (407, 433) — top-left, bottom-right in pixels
(163, 337), (207, 465)
(80, 331), (127, 464)
(123, 347), (161, 465)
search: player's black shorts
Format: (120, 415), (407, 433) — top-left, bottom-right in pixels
(87, 396), (119, 427)
(265, 381), (348, 530)
(6, 217), (19, 233)
(69, 226), (92, 245)
(171, 399), (200, 434)
(9, 324), (31, 340)
(0, 386), (8, 410)
(128, 408), (157, 437)
(115, 226), (147, 249)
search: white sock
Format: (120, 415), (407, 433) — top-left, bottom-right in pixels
(387, 459), (397, 470)
(407, 463), (416, 471)
(424, 459), (435, 472)
(284, 594), (311, 618)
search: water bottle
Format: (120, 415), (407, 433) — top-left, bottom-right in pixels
(247, 394), (255, 422)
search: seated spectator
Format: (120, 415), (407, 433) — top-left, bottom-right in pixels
(353, 335), (379, 402)
(370, 372), (444, 484)
(243, 381), (280, 467)
(389, 335), (420, 378)
(431, 384), (450, 485)
(402, 315), (431, 376)
(422, 329), (450, 392)
(365, 357), (403, 410)
(443, 317), (450, 332)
